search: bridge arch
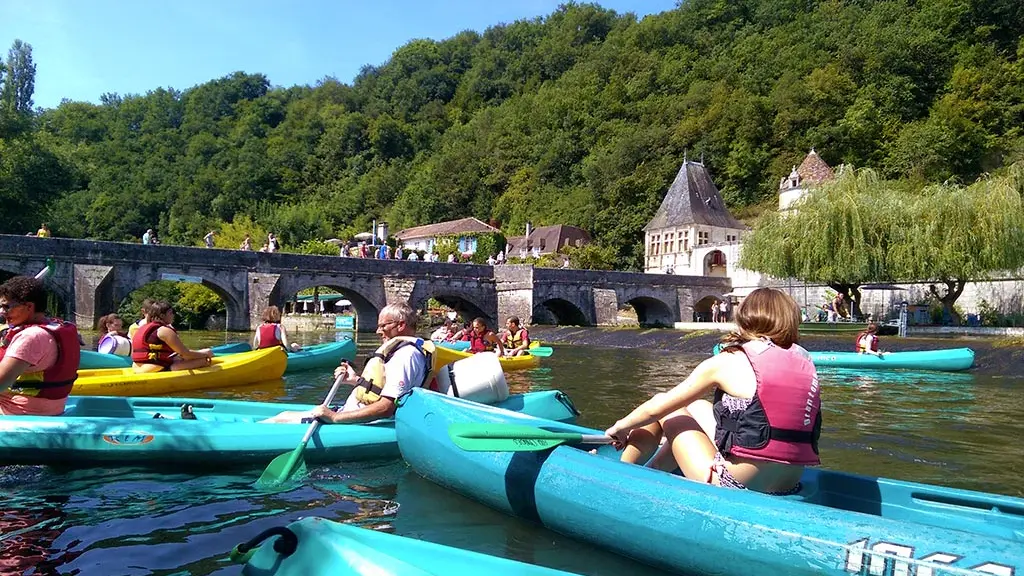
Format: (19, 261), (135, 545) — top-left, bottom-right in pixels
(276, 281), (381, 333)
(533, 297), (591, 326)
(692, 292), (725, 322)
(113, 272), (245, 332)
(409, 290), (492, 328)
(623, 296), (676, 327)
(0, 259), (75, 321)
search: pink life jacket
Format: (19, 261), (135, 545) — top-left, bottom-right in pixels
(713, 339), (821, 466)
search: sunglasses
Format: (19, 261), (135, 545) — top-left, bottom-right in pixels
(0, 301), (23, 311)
(377, 320), (400, 330)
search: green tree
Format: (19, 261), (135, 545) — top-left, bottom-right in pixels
(888, 165), (1024, 324)
(740, 167), (903, 316)
(1, 39), (35, 119)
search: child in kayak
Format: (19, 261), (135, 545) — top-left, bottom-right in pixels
(855, 323), (885, 356)
(605, 287), (821, 495)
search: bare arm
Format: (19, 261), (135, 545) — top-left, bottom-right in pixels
(0, 356), (31, 391)
(278, 325), (292, 349)
(491, 333), (505, 356)
(311, 397), (395, 424)
(158, 326), (212, 360)
(606, 353), (730, 438)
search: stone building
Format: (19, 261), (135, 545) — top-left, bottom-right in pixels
(643, 158), (747, 277)
(505, 224), (591, 260)
(393, 217), (500, 256)
(778, 149), (836, 211)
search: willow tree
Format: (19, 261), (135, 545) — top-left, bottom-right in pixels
(888, 164), (1024, 324)
(740, 167), (902, 317)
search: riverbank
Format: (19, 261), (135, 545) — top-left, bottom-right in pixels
(527, 325), (1021, 376)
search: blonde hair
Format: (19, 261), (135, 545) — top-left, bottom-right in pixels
(720, 288), (801, 349)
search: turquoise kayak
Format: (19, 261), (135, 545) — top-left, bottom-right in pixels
(711, 344), (975, 372)
(809, 348), (975, 371)
(0, 390), (578, 467)
(79, 340), (356, 374)
(236, 517), (581, 575)
(395, 390), (1024, 576)
(436, 340), (471, 351)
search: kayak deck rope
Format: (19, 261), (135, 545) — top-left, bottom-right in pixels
(229, 526), (299, 564)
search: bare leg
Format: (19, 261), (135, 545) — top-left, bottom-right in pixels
(660, 400), (719, 482)
(259, 410), (313, 424)
(170, 357), (212, 371)
(620, 421), (663, 464)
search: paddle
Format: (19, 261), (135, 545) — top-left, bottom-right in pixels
(257, 373), (346, 486)
(448, 423), (611, 452)
(526, 340), (553, 357)
(34, 258), (54, 280)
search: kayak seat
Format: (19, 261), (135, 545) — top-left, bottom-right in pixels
(66, 397), (136, 418)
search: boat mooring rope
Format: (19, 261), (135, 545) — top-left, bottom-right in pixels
(229, 526), (299, 564)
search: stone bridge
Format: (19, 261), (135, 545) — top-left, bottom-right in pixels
(0, 235), (730, 331)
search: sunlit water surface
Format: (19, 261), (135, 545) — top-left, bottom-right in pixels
(2, 330), (1020, 575)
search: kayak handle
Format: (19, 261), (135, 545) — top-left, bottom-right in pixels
(229, 526), (299, 563)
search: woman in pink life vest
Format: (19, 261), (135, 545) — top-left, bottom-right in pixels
(252, 305), (301, 351)
(605, 287), (821, 495)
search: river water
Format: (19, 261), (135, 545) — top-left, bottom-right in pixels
(2, 329), (1021, 575)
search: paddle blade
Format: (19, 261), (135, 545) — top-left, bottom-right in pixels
(257, 444), (309, 486)
(528, 346), (553, 357)
(448, 423), (609, 452)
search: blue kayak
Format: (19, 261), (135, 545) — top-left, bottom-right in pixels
(237, 517), (581, 575)
(79, 340), (356, 374)
(711, 344), (975, 372)
(396, 390), (1024, 576)
(436, 340), (471, 352)
(0, 390), (578, 468)
(809, 348), (975, 371)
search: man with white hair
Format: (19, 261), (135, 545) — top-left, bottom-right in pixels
(264, 302), (434, 424)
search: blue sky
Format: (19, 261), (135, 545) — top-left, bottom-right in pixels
(2, 0), (678, 109)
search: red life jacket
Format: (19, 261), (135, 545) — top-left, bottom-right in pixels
(0, 319), (80, 400)
(713, 340), (821, 466)
(257, 323), (282, 349)
(468, 331), (494, 353)
(130, 322), (176, 367)
(854, 331), (878, 352)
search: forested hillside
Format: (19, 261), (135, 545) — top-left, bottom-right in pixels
(1, 0), (1022, 270)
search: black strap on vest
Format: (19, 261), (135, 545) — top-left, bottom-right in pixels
(447, 366), (460, 398)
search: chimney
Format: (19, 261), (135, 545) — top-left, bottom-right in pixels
(525, 221), (533, 238)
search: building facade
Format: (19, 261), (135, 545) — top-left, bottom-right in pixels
(393, 217), (500, 255)
(643, 159), (747, 276)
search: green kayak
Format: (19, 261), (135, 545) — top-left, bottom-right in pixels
(236, 517), (581, 575)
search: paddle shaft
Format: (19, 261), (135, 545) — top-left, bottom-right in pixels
(299, 373), (346, 445)
(448, 423), (612, 452)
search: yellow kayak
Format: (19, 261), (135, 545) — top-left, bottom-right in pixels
(73, 348), (287, 396)
(433, 346), (540, 372)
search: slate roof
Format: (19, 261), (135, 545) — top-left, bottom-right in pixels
(506, 225), (591, 255)
(644, 161), (746, 231)
(394, 217), (499, 240)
